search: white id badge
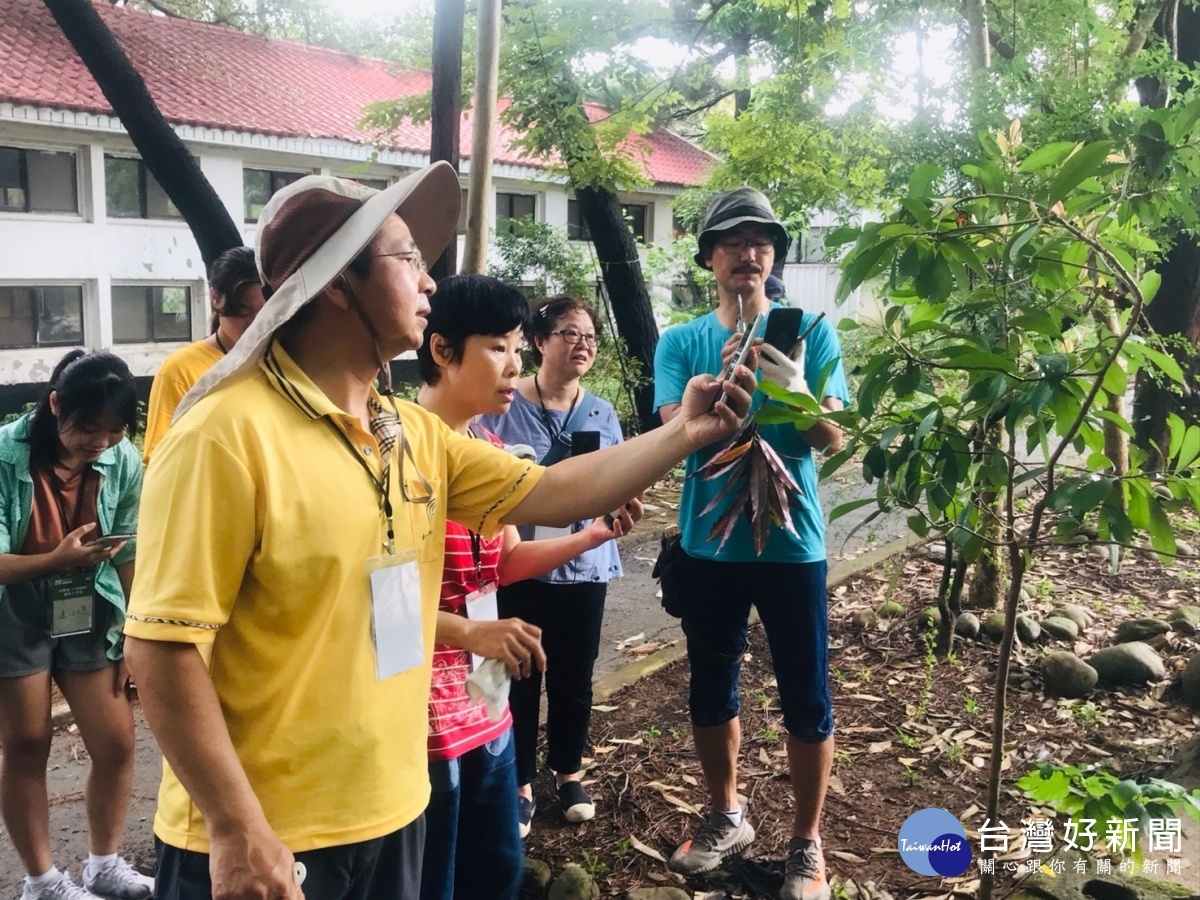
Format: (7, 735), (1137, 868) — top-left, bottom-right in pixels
(367, 550), (425, 681)
(464, 581), (499, 671)
(533, 524), (573, 542)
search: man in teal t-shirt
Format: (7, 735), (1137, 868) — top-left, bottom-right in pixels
(653, 187), (848, 900)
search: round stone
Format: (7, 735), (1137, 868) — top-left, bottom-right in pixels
(1113, 617), (1171, 644)
(1016, 613), (1041, 644)
(1088, 642), (1166, 685)
(1183, 653), (1200, 710)
(1040, 616), (1079, 642)
(1041, 651), (1098, 699)
(954, 612), (981, 639)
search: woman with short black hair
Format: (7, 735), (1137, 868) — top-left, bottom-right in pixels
(0, 350), (150, 900)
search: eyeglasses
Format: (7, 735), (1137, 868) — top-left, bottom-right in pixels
(369, 248), (428, 274)
(551, 329), (599, 346)
(715, 235), (776, 255)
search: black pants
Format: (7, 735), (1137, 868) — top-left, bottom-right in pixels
(498, 579), (607, 787)
(154, 817), (425, 900)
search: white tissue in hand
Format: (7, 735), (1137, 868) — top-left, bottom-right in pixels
(466, 658), (511, 722)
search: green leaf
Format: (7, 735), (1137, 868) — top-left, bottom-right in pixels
(829, 497), (877, 523)
(1139, 270), (1163, 305)
(908, 163), (942, 199)
(1046, 141), (1115, 203)
(1112, 779), (1140, 809)
(1019, 141), (1080, 173)
(1147, 496), (1177, 559)
(1070, 476), (1113, 515)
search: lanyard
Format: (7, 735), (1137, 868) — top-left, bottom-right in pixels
(322, 419), (397, 554)
(533, 373), (580, 444)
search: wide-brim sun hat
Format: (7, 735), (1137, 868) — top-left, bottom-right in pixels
(694, 186), (792, 268)
(174, 161), (461, 421)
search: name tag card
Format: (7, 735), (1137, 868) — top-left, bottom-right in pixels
(367, 551), (425, 681)
(48, 571), (94, 638)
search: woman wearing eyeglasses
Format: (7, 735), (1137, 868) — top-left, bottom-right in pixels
(478, 295), (627, 839)
(141, 246), (266, 463)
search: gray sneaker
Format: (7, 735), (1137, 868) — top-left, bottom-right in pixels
(81, 857), (153, 900)
(668, 807), (755, 875)
(21, 873), (102, 900)
(779, 837), (830, 900)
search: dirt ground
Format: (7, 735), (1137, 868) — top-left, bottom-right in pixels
(524, 525), (1200, 899)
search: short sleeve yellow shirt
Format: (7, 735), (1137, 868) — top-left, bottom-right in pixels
(142, 340), (224, 464)
(125, 343), (542, 853)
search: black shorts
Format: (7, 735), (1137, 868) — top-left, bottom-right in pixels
(0, 590), (111, 678)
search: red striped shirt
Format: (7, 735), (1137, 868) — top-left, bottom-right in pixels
(427, 429), (512, 760)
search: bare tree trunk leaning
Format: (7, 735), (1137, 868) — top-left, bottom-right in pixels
(43, 0), (243, 269)
(429, 0), (464, 280)
(461, 0), (500, 274)
(573, 184), (659, 431)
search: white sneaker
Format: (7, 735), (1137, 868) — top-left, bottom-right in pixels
(21, 873), (103, 900)
(81, 857), (153, 900)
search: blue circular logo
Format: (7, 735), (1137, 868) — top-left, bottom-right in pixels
(898, 808), (972, 876)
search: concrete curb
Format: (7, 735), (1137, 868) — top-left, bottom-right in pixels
(593, 529), (929, 704)
(47, 532), (929, 727)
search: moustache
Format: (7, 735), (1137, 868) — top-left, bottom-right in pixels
(733, 265), (762, 274)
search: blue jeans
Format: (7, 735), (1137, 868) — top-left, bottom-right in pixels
(679, 553), (834, 741)
(420, 728), (523, 900)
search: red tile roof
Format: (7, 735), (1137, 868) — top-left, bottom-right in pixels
(0, 0), (716, 187)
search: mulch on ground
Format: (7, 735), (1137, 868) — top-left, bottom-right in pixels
(524, 524), (1200, 899)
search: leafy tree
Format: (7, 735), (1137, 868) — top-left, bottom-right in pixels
(799, 119), (1200, 899)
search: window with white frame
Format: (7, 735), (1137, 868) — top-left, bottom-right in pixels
(0, 146), (78, 215)
(111, 285), (192, 344)
(0, 285), (85, 349)
(567, 200), (649, 244)
(105, 155), (182, 219)
(495, 192), (536, 235)
(243, 168), (307, 222)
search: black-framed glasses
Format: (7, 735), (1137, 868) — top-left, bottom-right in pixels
(550, 329), (599, 346)
(369, 248), (428, 274)
(716, 236), (776, 255)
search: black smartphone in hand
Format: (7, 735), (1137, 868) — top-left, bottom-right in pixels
(571, 431), (601, 456)
(764, 307), (805, 353)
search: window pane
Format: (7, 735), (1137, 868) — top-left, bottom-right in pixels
(243, 169), (272, 222)
(495, 192), (512, 223)
(145, 170), (181, 219)
(37, 286), (84, 345)
(105, 156), (142, 218)
(513, 194), (535, 220)
(0, 286), (37, 349)
(151, 286), (191, 341)
(0, 147), (25, 212)
(457, 189), (469, 235)
(271, 171), (304, 194)
(26, 151), (77, 213)
(567, 200), (588, 241)
(112, 286), (150, 343)
(624, 204), (647, 243)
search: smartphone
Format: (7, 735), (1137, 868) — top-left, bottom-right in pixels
(571, 431), (601, 456)
(709, 312), (766, 410)
(764, 307), (805, 353)
(92, 533), (134, 548)
(603, 503), (632, 529)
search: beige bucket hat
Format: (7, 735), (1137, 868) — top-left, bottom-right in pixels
(174, 161), (461, 420)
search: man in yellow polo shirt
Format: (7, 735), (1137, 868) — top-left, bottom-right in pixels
(124, 164), (757, 900)
(141, 246), (265, 463)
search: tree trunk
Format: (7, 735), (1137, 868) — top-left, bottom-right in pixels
(1132, 0), (1200, 465)
(1134, 235), (1200, 466)
(462, 0), (501, 274)
(44, 0), (242, 270)
(573, 185), (658, 432)
(962, 0), (991, 69)
(429, 0), (464, 280)
(966, 423), (1006, 609)
(732, 29), (751, 118)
